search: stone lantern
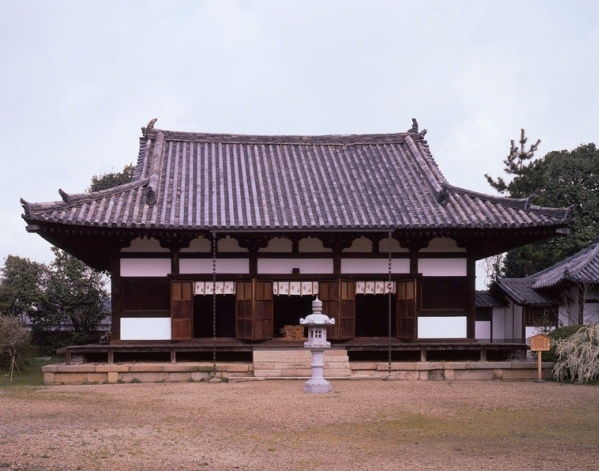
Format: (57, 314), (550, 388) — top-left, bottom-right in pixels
(299, 297), (335, 393)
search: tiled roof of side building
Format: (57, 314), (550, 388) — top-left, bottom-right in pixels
(495, 277), (557, 306)
(475, 290), (507, 308)
(532, 238), (599, 288)
(21, 123), (573, 232)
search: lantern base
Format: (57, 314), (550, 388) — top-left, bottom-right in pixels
(303, 378), (332, 394)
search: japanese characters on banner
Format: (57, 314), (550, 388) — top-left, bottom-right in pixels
(273, 281), (319, 296)
(355, 280), (396, 295)
(193, 280), (395, 296)
(194, 281), (237, 296)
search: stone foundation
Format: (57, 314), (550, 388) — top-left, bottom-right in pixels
(42, 355), (554, 385)
(350, 360), (554, 381)
(42, 362), (254, 385)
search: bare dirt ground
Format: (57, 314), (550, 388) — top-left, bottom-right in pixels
(1, 379), (598, 470)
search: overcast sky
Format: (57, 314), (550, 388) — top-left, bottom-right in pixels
(1, 0), (598, 285)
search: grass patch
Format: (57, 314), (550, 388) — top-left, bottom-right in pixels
(0, 355), (64, 389)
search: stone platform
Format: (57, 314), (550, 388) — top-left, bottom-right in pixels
(42, 347), (554, 384)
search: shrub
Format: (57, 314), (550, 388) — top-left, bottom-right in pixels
(543, 325), (585, 362)
(0, 315), (31, 380)
(552, 324), (599, 384)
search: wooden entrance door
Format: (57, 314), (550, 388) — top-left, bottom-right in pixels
(235, 280), (273, 341)
(320, 280), (355, 340)
(396, 279), (418, 340)
(171, 280), (193, 341)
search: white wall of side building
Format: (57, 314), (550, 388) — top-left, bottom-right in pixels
(475, 321), (491, 340)
(491, 303), (523, 342)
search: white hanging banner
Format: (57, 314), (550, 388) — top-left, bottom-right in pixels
(194, 281), (236, 295)
(273, 281), (319, 296)
(355, 281), (396, 295)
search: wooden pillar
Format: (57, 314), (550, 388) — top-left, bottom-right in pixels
(466, 257), (476, 339)
(110, 253), (121, 341)
(171, 248), (180, 275)
(249, 249), (258, 277)
(333, 249), (342, 276)
(409, 249), (419, 276)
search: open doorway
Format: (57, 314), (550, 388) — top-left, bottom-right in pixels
(273, 296), (313, 337)
(193, 295), (236, 338)
(355, 294), (396, 337)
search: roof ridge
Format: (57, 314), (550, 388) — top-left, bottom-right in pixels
(145, 131), (165, 205)
(23, 178), (149, 211)
(404, 135), (448, 203)
(445, 185), (573, 219)
(145, 128), (422, 146)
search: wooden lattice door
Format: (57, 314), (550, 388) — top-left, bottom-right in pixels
(171, 281), (193, 341)
(320, 280), (355, 340)
(235, 280), (273, 341)
(396, 279), (418, 340)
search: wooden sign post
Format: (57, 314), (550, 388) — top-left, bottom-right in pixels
(530, 334), (551, 381)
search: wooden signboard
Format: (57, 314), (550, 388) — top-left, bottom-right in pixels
(530, 334), (551, 381)
(530, 334), (550, 352)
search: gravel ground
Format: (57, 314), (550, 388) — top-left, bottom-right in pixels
(1, 379), (598, 470)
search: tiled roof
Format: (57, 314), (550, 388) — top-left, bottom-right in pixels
(475, 290), (507, 308)
(494, 239), (599, 305)
(532, 238), (599, 288)
(21, 124), (573, 233)
(495, 277), (557, 305)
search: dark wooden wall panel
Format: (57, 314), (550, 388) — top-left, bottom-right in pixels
(421, 277), (467, 312)
(121, 278), (170, 312)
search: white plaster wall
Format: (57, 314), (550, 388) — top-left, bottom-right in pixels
(341, 258), (409, 274)
(558, 285), (599, 325)
(298, 238), (332, 253)
(583, 285), (599, 324)
(180, 237), (211, 253)
(343, 237), (373, 253)
(259, 237), (292, 253)
(496, 305), (527, 342)
(121, 318), (171, 340)
(258, 258), (334, 274)
(514, 305), (523, 341)
(418, 317), (467, 339)
(218, 237), (248, 252)
(121, 237), (168, 253)
(475, 321), (491, 340)
(418, 258), (467, 276)
(120, 258), (171, 277)
(377, 237), (408, 253)
(492, 306), (508, 341)
(498, 302), (522, 341)
(419, 237), (466, 253)
(179, 258), (250, 274)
